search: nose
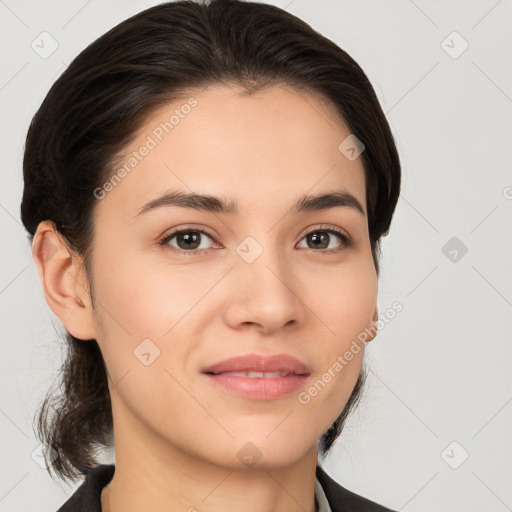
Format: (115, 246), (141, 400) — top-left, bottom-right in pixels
(222, 240), (307, 334)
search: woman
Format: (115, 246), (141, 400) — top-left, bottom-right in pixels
(21, 0), (401, 510)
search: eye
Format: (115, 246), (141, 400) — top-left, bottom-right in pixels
(296, 224), (350, 253)
(159, 226), (219, 255)
(158, 223), (350, 256)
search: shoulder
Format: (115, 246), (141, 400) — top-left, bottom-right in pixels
(56, 464), (115, 512)
(316, 464), (396, 512)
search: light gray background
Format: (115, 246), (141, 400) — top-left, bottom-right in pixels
(1, 1), (511, 511)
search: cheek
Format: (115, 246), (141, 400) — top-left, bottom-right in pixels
(92, 250), (195, 338)
(90, 256), (196, 428)
(317, 256), (377, 342)
(294, 257), (376, 421)
(90, 250), (219, 388)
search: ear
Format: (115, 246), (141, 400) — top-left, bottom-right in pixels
(364, 307), (379, 343)
(31, 220), (96, 341)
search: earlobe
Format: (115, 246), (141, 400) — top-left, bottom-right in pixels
(32, 221), (96, 341)
(364, 307), (379, 343)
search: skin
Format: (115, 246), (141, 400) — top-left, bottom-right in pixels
(32, 84), (378, 512)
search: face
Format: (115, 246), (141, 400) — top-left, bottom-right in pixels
(87, 84), (377, 469)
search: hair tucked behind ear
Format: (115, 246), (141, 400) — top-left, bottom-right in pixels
(317, 365), (368, 455)
(35, 337), (113, 481)
(22, 0), (400, 482)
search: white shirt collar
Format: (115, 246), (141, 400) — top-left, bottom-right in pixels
(315, 474), (333, 512)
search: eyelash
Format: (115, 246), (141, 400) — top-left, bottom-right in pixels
(158, 224), (350, 256)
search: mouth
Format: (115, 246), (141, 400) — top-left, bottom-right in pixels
(201, 353), (311, 400)
(204, 370), (299, 378)
(201, 352), (311, 375)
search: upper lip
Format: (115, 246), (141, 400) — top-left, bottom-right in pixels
(201, 353), (311, 375)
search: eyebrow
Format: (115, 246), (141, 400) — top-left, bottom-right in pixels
(133, 189), (366, 220)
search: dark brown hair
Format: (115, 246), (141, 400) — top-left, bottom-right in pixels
(21, 0), (401, 483)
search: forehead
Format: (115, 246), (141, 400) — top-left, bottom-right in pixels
(96, 84), (366, 222)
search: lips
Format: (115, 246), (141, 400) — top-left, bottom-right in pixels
(201, 353), (311, 376)
(216, 370), (291, 378)
(201, 353), (311, 400)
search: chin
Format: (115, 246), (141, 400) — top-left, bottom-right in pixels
(201, 433), (315, 470)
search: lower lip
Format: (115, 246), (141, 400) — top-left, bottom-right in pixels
(203, 373), (309, 400)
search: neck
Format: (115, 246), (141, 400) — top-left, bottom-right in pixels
(102, 416), (319, 512)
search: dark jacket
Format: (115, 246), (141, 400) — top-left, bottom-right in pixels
(56, 463), (396, 511)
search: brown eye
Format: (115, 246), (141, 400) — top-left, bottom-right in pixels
(160, 228), (217, 254)
(297, 226), (349, 253)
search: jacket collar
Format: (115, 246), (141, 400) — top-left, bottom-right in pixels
(315, 464), (395, 512)
(57, 463), (394, 512)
